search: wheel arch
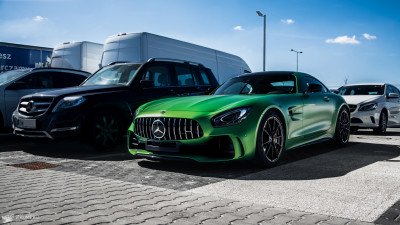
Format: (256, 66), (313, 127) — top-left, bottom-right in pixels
(257, 106), (288, 140)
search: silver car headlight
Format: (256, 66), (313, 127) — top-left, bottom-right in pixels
(52, 96), (86, 112)
(212, 107), (251, 127)
(358, 102), (378, 111)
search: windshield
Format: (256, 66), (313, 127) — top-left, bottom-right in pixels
(82, 64), (141, 86)
(214, 74), (296, 95)
(339, 85), (384, 95)
(0, 69), (31, 86)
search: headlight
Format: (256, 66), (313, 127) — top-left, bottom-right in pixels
(358, 102), (378, 111)
(52, 96), (86, 112)
(212, 107), (251, 127)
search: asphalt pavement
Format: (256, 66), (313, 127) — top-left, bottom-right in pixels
(0, 129), (399, 224)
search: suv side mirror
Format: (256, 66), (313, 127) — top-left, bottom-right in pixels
(305, 83), (323, 94)
(140, 80), (154, 88)
(7, 81), (27, 90)
(388, 92), (399, 99)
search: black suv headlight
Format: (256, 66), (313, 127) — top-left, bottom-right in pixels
(212, 107), (251, 127)
(52, 96), (86, 112)
(358, 102), (378, 111)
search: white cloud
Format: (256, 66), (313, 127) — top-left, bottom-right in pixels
(326, 35), (360, 45)
(33, 16), (48, 22)
(281, 19), (295, 25)
(363, 33), (377, 40)
(233, 25), (244, 31)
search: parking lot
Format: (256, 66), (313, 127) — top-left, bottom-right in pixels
(0, 129), (399, 225)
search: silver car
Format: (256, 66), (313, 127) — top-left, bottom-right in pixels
(339, 83), (400, 133)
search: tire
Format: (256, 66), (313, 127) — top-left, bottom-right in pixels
(89, 110), (122, 151)
(373, 111), (388, 134)
(254, 110), (286, 168)
(334, 107), (350, 146)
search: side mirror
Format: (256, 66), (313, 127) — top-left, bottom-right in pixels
(388, 92), (399, 99)
(305, 83), (323, 94)
(140, 80), (154, 88)
(7, 81), (27, 90)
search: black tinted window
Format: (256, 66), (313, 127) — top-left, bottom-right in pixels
(198, 69), (211, 85)
(18, 72), (54, 89)
(141, 65), (172, 87)
(339, 85), (384, 95)
(214, 74), (296, 95)
(175, 65), (199, 86)
(300, 76), (327, 93)
(53, 72), (86, 88)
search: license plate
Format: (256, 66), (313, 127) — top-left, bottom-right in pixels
(16, 118), (36, 129)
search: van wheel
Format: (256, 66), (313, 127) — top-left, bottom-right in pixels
(90, 111), (122, 151)
(254, 111), (286, 168)
(373, 111), (387, 134)
(334, 107), (350, 146)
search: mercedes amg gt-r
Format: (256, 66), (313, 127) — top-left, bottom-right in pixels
(128, 71), (350, 167)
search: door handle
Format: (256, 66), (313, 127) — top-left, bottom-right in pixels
(323, 96), (330, 102)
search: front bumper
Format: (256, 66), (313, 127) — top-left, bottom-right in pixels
(12, 109), (87, 139)
(127, 112), (259, 163)
(350, 109), (381, 128)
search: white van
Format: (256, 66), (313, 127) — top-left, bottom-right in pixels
(101, 32), (251, 83)
(51, 41), (103, 74)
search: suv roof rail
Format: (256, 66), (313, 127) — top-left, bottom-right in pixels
(107, 61), (131, 66)
(147, 58), (205, 67)
(32, 67), (91, 74)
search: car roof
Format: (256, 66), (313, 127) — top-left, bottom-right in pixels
(31, 67), (91, 76)
(237, 71), (312, 78)
(342, 83), (386, 87)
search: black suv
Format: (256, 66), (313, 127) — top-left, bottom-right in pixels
(12, 58), (219, 149)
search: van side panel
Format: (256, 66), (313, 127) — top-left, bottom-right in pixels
(51, 42), (82, 70)
(82, 42), (103, 73)
(116, 33), (142, 64)
(146, 33), (219, 80)
(215, 51), (251, 83)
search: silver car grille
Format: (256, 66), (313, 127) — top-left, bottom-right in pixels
(18, 97), (53, 116)
(134, 117), (203, 140)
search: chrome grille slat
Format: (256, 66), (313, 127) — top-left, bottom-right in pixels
(18, 97), (53, 117)
(133, 117), (203, 141)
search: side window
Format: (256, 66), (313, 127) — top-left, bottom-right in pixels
(302, 76), (327, 93)
(175, 65), (199, 87)
(53, 73), (86, 88)
(392, 86), (400, 95)
(198, 69), (211, 85)
(140, 65), (172, 87)
(18, 72), (54, 89)
(299, 77), (309, 93)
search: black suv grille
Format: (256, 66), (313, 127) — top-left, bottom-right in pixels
(134, 117), (203, 140)
(18, 97), (53, 116)
(348, 104), (357, 113)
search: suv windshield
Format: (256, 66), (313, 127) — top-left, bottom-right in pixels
(339, 85), (384, 95)
(82, 64), (141, 86)
(214, 74), (296, 95)
(0, 69), (31, 86)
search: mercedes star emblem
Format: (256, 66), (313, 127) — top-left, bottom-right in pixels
(26, 100), (35, 112)
(151, 119), (166, 139)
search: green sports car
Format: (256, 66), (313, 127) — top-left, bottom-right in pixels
(128, 71), (350, 167)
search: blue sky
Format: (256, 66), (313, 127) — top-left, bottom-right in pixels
(0, 0), (399, 87)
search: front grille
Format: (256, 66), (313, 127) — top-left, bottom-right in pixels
(348, 104), (357, 113)
(18, 97), (53, 116)
(134, 117), (203, 140)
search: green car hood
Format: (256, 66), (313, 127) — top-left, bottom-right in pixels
(141, 95), (266, 113)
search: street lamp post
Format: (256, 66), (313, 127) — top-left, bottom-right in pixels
(290, 49), (303, 72)
(256, 11), (266, 71)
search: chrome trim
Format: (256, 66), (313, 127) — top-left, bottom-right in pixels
(50, 126), (79, 132)
(13, 128), (53, 139)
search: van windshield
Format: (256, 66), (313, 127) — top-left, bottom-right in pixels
(82, 64), (141, 86)
(0, 69), (31, 86)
